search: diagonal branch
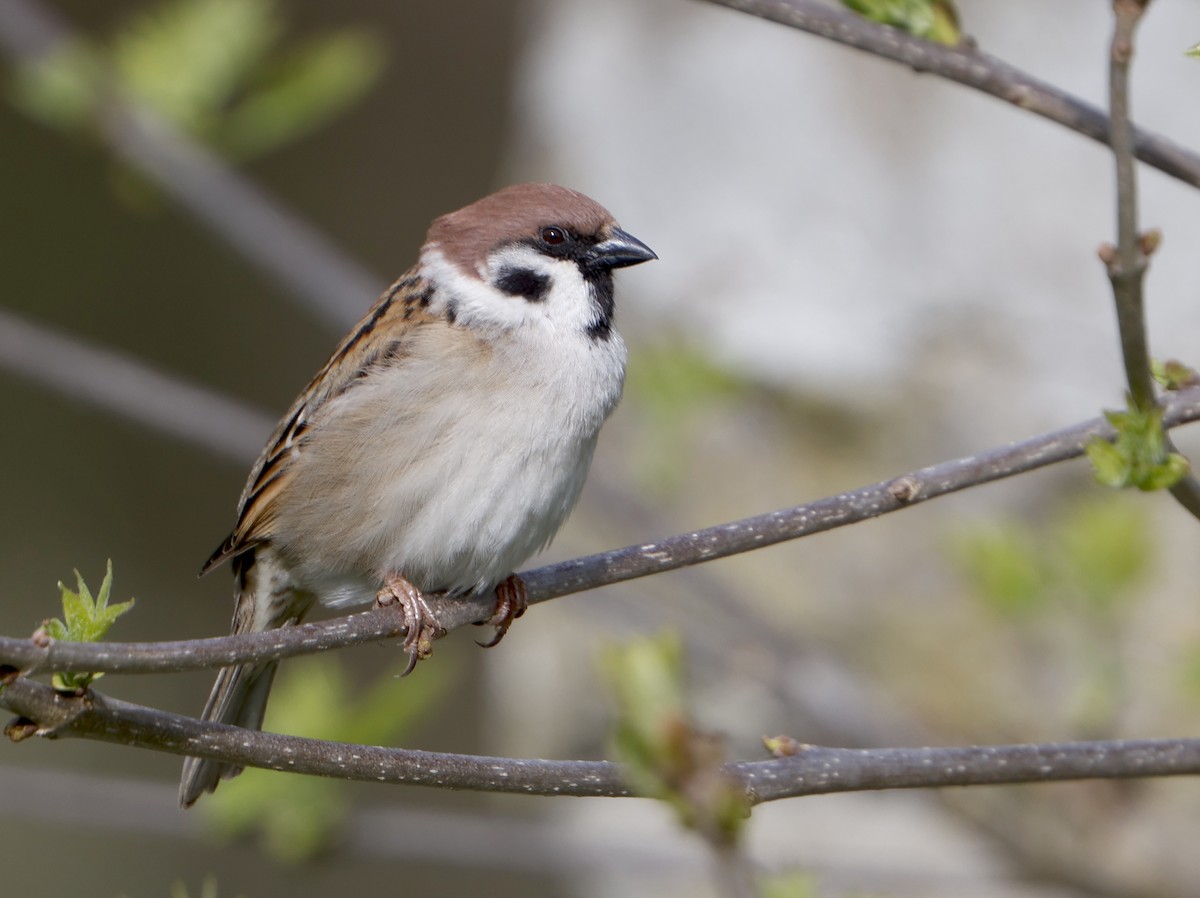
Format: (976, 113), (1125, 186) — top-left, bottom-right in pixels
(0, 308), (273, 464)
(5, 675), (1200, 803)
(6, 383), (1200, 678)
(696, 0), (1200, 189)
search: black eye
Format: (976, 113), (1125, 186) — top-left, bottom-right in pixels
(541, 226), (567, 246)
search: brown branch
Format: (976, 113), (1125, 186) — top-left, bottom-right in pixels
(0, 676), (627, 798)
(1106, 0), (1155, 409)
(695, 0), (1200, 189)
(6, 384), (1200, 678)
(6, 676), (1200, 803)
(742, 737), (1200, 802)
(1100, 0), (1200, 519)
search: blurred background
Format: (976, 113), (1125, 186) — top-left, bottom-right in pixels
(4, 0), (1200, 895)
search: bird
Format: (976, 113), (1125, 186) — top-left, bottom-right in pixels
(179, 183), (656, 807)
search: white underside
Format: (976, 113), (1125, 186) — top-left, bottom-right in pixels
(266, 256), (626, 605)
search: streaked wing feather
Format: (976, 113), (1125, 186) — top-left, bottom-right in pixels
(200, 268), (438, 574)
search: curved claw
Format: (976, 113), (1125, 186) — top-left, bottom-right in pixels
(475, 574), (528, 649)
(375, 573), (445, 676)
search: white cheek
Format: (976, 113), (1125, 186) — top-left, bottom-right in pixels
(419, 246), (593, 334)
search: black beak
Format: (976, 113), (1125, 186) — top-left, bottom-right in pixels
(591, 227), (658, 269)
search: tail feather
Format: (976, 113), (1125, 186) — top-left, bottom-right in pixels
(179, 660), (279, 807)
(180, 545), (311, 808)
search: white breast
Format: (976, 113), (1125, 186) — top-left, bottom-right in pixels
(270, 285), (627, 606)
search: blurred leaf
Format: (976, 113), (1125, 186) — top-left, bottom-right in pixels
(1152, 359), (1200, 391)
(761, 872), (819, 898)
(953, 495), (1155, 621)
(1187, 42), (1200, 59)
(1057, 498), (1151, 612)
(628, 339), (745, 422)
(7, 40), (101, 129)
(115, 0), (280, 135)
(1087, 400), (1188, 491)
(626, 338), (748, 492)
(1177, 647), (1200, 702)
(164, 876), (244, 898)
(1086, 437), (1131, 488)
(216, 31), (386, 159)
(762, 734), (802, 757)
(203, 653), (450, 862)
(40, 560), (135, 691)
(601, 633), (749, 845)
(7, 0), (385, 168)
(842, 0), (961, 46)
(950, 523), (1047, 619)
(603, 631), (688, 778)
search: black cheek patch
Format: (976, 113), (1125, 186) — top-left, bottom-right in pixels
(495, 267), (551, 302)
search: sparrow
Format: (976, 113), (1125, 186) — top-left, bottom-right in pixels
(179, 183), (656, 807)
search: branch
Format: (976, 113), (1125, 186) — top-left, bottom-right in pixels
(695, 0), (1200, 189)
(1099, 0), (1200, 521)
(1, 675), (627, 798)
(742, 737), (1200, 802)
(6, 676), (1200, 803)
(1106, 0), (1156, 411)
(0, 308), (272, 465)
(6, 384), (1200, 677)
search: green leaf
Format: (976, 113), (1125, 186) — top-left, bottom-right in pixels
(625, 338), (748, 493)
(1187, 42), (1200, 59)
(9, 0), (385, 168)
(6, 40), (101, 130)
(215, 30), (385, 159)
(114, 0), (281, 135)
(1087, 399), (1189, 491)
(1057, 498), (1151, 612)
(42, 560), (135, 691)
(950, 523), (1047, 619)
(1152, 359), (1200, 391)
(601, 633), (749, 844)
(762, 872), (819, 898)
(1086, 436), (1131, 488)
(841, 0), (960, 45)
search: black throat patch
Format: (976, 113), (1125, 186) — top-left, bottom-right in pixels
(583, 269), (615, 342)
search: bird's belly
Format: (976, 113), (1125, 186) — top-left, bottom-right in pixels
(270, 329), (621, 604)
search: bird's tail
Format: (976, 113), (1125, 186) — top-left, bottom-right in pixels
(178, 658), (280, 807)
(179, 548), (310, 808)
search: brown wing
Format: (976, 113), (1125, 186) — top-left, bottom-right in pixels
(200, 269), (440, 575)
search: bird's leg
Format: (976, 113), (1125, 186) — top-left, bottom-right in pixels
(375, 573), (446, 676)
(475, 573), (528, 649)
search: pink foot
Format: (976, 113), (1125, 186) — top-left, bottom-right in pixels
(376, 573), (445, 676)
(475, 574), (528, 649)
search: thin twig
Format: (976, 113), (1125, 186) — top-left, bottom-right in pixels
(1106, 0), (1154, 408)
(0, 308), (273, 464)
(741, 738), (1200, 802)
(6, 676), (1200, 802)
(1101, 0), (1200, 518)
(695, 0), (1200, 189)
(5, 384), (1200, 677)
